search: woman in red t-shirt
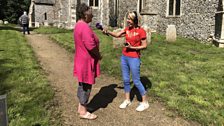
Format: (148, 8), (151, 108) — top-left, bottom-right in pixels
(103, 11), (149, 111)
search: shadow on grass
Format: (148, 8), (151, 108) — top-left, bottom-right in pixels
(0, 59), (14, 95)
(87, 84), (117, 113)
(0, 25), (36, 32)
(130, 76), (152, 102)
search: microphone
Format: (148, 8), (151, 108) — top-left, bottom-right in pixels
(96, 23), (103, 30)
(96, 23), (109, 36)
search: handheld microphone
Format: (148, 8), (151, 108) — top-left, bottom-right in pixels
(96, 23), (103, 30)
(96, 23), (109, 36)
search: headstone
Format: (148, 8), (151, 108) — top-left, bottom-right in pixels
(44, 21), (49, 27)
(3, 21), (8, 25)
(0, 20), (3, 24)
(166, 25), (176, 42)
(53, 22), (58, 27)
(35, 22), (40, 27)
(142, 26), (152, 44)
(112, 28), (125, 48)
(0, 95), (8, 126)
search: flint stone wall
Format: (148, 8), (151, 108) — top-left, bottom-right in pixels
(116, 0), (218, 41)
(34, 4), (54, 25)
(142, 0), (217, 41)
(30, 0), (219, 41)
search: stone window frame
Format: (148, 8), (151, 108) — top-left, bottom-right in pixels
(114, 0), (119, 16)
(166, 0), (181, 17)
(89, 0), (100, 9)
(138, 0), (146, 13)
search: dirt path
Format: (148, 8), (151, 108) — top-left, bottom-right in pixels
(26, 33), (199, 126)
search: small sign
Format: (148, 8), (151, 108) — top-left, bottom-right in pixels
(0, 95), (8, 126)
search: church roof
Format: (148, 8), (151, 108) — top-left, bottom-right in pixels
(34, 0), (55, 5)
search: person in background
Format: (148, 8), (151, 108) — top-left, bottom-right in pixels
(103, 11), (149, 112)
(73, 3), (102, 120)
(19, 11), (30, 35)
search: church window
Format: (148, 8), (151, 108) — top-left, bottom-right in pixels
(44, 13), (47, 20)
(167, 0), (181, 17)
(139, 0), (145, 12)
(89, 0), (99, 8)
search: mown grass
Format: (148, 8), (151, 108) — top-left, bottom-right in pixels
(0, 26), (55, 126)
(35, 27), (224, 125)
(34, 26), (72, 34)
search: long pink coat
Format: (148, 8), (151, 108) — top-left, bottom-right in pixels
(73, 20), (100, 84)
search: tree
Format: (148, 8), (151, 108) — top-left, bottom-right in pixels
(0, 0), (30, 23)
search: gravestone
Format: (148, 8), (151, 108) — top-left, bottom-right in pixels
(3, 21), (8, 25)
(166, 25), (176, 42)
(0, 95), (8, 126)
(142, 26), (152, 44)
(44, 21), (49, 27)
(35, 22), (40, 27)
(112, 28), (125, 48)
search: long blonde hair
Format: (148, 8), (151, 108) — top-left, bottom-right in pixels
(123, 11), (141, 28)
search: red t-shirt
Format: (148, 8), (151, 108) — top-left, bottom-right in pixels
(122, 27), (146, 58)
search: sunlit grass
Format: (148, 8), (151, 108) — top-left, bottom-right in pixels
(34, 26), (72, 34)
(0, 26), (55, 126)
(35, 27), (224, 125)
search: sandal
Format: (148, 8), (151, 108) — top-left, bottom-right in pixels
(79, 112), (97, 120)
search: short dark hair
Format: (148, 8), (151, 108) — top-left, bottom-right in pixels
(76, 3), (90, 21)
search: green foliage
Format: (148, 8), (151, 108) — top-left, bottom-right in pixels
(34, 27), (224, 125)
(0, 26), (54, 125)
(142, 34), (224, 125)
(50, 33), (74, 52)
(0, 0), (30, 23)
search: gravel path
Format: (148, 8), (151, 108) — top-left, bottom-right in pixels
(26, 33), (199, 126)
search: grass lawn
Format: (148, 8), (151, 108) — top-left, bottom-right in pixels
(0, 25), (55, 126)
(35, 27), (224, 125)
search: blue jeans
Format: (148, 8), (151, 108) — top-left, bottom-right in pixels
(22, 24), (30, 34)
(121, 55), (146, 96)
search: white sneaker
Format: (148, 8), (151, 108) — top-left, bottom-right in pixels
(119, 100), (131, 109)
(136, 102), (149, 112)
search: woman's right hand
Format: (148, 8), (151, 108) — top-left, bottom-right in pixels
(102, 28), (109, 35)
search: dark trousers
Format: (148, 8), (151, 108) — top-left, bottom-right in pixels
(77, 82), (92, 106)
(22, 24), (30, 34)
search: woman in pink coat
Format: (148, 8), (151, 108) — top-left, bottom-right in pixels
(73, 3), (101, 120)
